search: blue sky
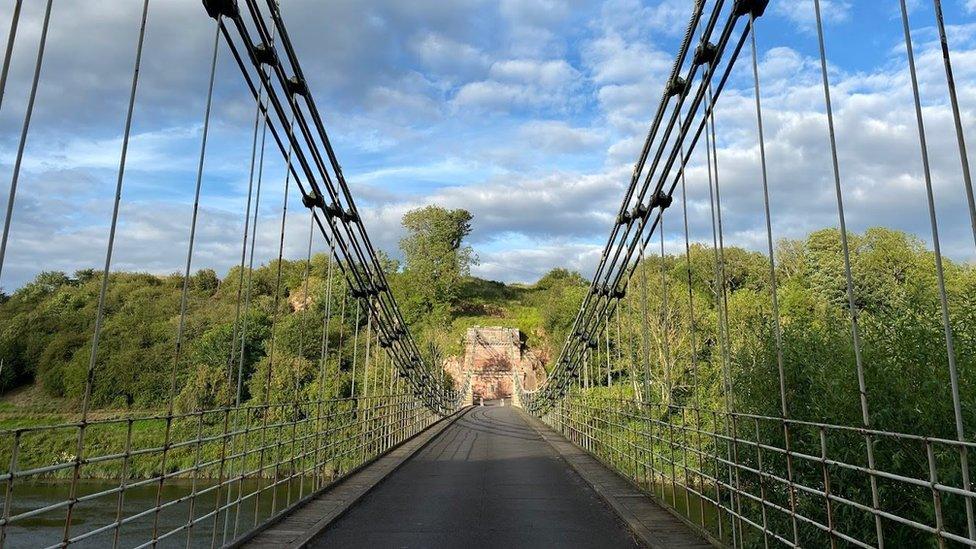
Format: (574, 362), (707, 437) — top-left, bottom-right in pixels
(0, 0), (974, 290)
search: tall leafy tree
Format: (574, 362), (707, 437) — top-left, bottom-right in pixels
(399, 206), (476, 322)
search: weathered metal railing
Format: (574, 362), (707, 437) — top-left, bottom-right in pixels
(536, 394), (976, 548)
(0, 393), (442, 548)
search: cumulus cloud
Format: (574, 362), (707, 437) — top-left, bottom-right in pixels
(518, 121), (605, 153)
(1, 0), (975, 291)
(773, 0), (852, 33)
(452, 59), (583, 113)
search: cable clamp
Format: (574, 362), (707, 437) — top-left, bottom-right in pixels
(202, 0), (239, 19)
(694, 42), (718, 67)
(630, 202), (649, 221)
(301, 191), (325, 210)
(286, 76), (309, 97)
(253, 43), (278, 66)
(616, 210), (632, 225)
(324, 202), (343, 219)
(666, 77), (688, 98)
(650, 190), (673, 210)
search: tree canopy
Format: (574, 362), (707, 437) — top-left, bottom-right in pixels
(398, 205), (476, 324)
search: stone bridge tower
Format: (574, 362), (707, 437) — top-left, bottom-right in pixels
(458, 326), (544, 401)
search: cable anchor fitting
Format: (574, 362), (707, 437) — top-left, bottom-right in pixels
(616, 209), (632, 226)
(301, 191), (325, 210)
(324, 202), (343, 219)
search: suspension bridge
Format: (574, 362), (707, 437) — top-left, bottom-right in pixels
(0, 0), (973, 547)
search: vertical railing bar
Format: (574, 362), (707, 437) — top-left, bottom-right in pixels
(819, 427), (837, 549)
(209, 408), (232, 549)
(927, 441), (947, 549)
(0, 431), (21, 549)
(112, 420), (134, 549)
(754, 418), (770, 548)
(183, 411), (206, 548)
(748, 11), (800, 545)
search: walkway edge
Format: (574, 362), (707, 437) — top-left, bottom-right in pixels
(517, 409), (717, 549)
(237, 406), (471, 549)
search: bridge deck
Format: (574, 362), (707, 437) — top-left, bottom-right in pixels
(268, 405), (712, 549)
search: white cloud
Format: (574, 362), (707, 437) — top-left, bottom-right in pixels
(452, 59), (583, 113)
(474, 242), (603, 282)
(409, 32), (489, 79)
(2, 0), (976, 293)
(489, 59), (580, 87)
(518, 121), (605, 153)
(773, 0), (852, 32)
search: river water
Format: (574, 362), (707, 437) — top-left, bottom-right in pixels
(3, 478), (307, 548)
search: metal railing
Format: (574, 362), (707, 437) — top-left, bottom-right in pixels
(0, 393), (442, 548)
(537, 394), (976, 548)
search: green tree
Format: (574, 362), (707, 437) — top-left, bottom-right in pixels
(399, 206), (476, 322)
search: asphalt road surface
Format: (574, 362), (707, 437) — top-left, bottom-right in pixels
(313, 405), (642, 548)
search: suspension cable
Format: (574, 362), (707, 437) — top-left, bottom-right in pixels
(0, 0), (23, 111)
(748, 13), (799, 545)
(930, 0), (976, 248)
(0, 0), (52, 286)
(898, 1), (974, 540)
(812, 1), (884, 545)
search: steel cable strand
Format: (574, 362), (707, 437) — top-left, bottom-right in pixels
(254, 105), (297, 525)
(0, 0), (24, 112)
(214, 36), (269, 549)
(226, 67), (273, 545)
(311, 236), (336, 492)
(536, 1), (721, 396)
(0, 0), (52, 288)
(43, 1), (149, 546)
(749, 14), (800, 546)
(930, 0), (976, 249)
(248, 1), (444, 406)
(899, 1), (974, 541)
(813, 1), (884, 545)
(543, 20), (752, 412)
(546, 7), (750, 400)
(288, 212), (316, 505)
(148, 22), (221, 549)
